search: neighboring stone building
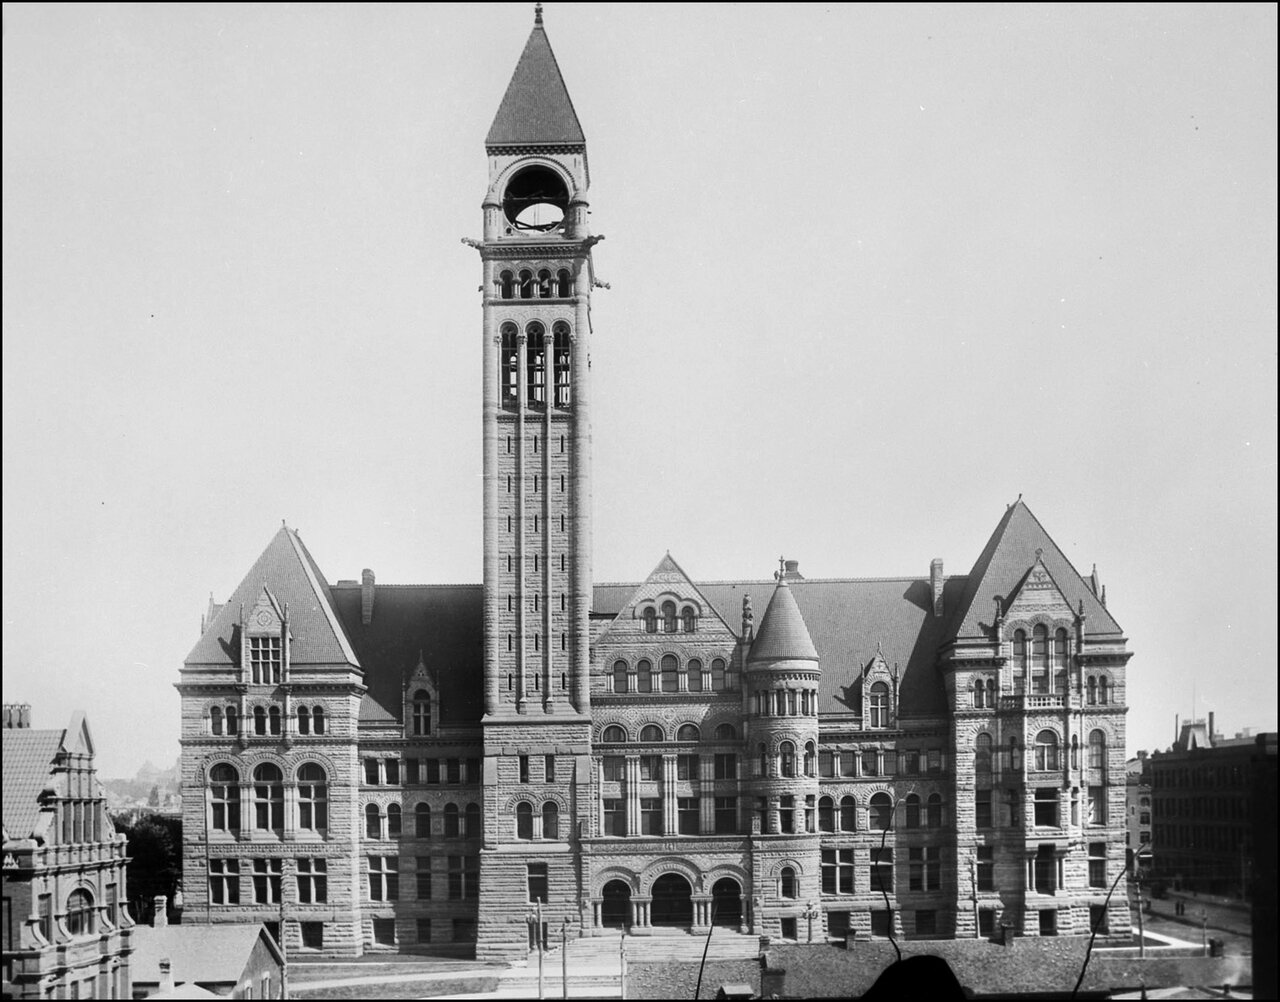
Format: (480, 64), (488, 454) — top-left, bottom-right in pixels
(1147, 717), (1277, 897)
(176, 9), (1134, 961)
(2, 704), (133, 999)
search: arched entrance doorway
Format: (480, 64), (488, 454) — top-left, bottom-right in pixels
(711, 878), (742, 927)
(651, 873), (693, 928)
(601, 880), (631, 929)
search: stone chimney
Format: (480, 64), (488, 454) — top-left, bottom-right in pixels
(153, 895), (168, 927)
(2, 704), (31, 728)
(782, 559), (802, 580)
(1209, 711), (1216, 744)
(361, 568), (376, 625)
(930, 559), (944, 618)
(159, 959), (175, 993)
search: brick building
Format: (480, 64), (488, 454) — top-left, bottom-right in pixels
(2, 705), (133, 999)
(177, 10), (1133, 960)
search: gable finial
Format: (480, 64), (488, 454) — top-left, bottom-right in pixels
(776, 555), (786, 580)
(1034, 547), (1043, 559)
(534, 2), (543, 25)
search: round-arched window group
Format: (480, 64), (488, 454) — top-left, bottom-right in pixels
(501, 321), (572, 408)
(611, 656), (736, 694)
(642, 601), (698, 634)
(497, 267), (572, 301)
(599, 722), (729, 743)
(209, 704), (325, 737)
(207, 762), (325, 833)
(365, 800), (480, 840)
(515, 800), (561, 840)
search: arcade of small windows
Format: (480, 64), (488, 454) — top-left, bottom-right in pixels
(1086, 674), (1112, 705)
(515, 800), (561, 840)
(971, 677), (998, 708)
(610, 655), (736, 694)
(818, 795), (858, 832)
(497, 267), (573, 301)
(500, 321), (572, 409)
(213, 702), (327, 737)
(752, 687), (818, 716)
(642, 601), (699, 634)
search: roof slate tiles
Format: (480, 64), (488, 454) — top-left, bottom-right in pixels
(486, 23), (585, 146)
(2, 728), (65, 840)
(129, 925), (278, 986)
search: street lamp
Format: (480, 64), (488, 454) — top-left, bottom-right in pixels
(525, 900), (545, 1000)
(803, 901), (821, 943)
(561, 917), (569, 1000)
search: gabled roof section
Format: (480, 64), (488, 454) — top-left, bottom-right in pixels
(749, 578), (819, 663)
(130, 924), (283, 986)
(486, 15), (585, 147)
(949, 500), (1121, 640)
(185, 528), (359, 669)
(2, 727), (65, 841)
(600, 553), (735, 637)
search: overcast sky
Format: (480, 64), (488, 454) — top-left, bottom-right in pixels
(3, 3), (1275, 778)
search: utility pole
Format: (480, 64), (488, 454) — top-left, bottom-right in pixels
(1135, 869), (1145, 959)
(1199, 908), (1208, 956)
(619, 931), (627, 1000)
(561, 917), (569, 1000)
(970, 855), (980, 938)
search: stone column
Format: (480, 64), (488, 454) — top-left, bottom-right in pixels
(663, 756), (678, 835)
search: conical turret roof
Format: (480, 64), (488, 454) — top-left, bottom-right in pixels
(749, 577), (819, 662)
(487, 13), (585, 147)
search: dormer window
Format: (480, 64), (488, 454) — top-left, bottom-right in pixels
(412, 690), (432, 736)
(662, 601), (677, 633)
(868, 682), (889, 728)
(643, 608), (657, 633)
(250, 636), (282, 685)
(681, 606), (696, 632)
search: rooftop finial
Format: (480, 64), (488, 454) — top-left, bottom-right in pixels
(534, 2), (543, 25)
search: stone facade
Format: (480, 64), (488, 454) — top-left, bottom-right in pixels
(175, 11), (1134, 962)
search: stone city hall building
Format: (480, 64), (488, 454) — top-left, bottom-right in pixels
(178, 10), (1133, 961)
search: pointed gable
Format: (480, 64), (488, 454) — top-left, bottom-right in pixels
(486, 18), (585, 148)
(949, 500), (1121, 641)
(597, 553), (736, 644)
(749, 579), (819, 663)
(1003, 553), (1075, 624)
(185, 527), (359, 669)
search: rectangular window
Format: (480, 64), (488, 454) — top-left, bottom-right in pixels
(678, 797), (699, 835)
(714, 754), (737, 780)
(405, 758), (420, 785)
(417, 918), (432, 944)
(544, 755), (556, 783)
(1088, 786), (1106, 825)
(822, 849), (854, 894)
(603, 799), (626, 836)
(453, 918), (477, 943)
(368, 856), (399, 901)
(448, 856), (479, 900)
(373, 918), (396, 945)
(640, 756), (662, 781)
(819, 751), (834, 777)
(519, 756), (530, 784)
(871, 848), (893, 893)
(209, 859), (240, 905)
(385, 759), (400, 786)
(902, 750), (921, 775)
(301, 922), (324, 950)
(870, 910), (892, 937)
(677, 754), (698, 781)
(602, 756), (625, 782)
(1034, 846), (1055, 894)
(527, 863), (548, 902)
(640, 798), (662, 835)
(1088, 843), (1107, 888)
(978, 909), (995, 938)
(976, 789), (993, 829)
(714, 797), (738, 835)
(249, 636), (282, 685)
(976, 846), (994, 892)
(416, 858), (432, 900)
(1089, 904), (1108, 934)
(296, 857), (328, 904)
(426, 759), (441, 785)
(364, 759), (380, 785)
(915, 910), (937, 937)
(1039, 909), (1057, 936)
(840, 751), (857, 777)
(779, 794), (795, 834)
(780, 916), (797, 940)
(927, 749), (943, 773)
(447, 758), (461, 785)
(909, 847), (924, 891)
(1034, 788), (1058, 827)
(862, 750), (878, 776)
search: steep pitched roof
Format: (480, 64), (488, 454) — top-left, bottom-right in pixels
(749, 579), (819, 662)
(486, 18), (585, 147)
(185, 528), (359, 669)
(947, 500), (1121, 640)
(129, 924), (282, 986)
(1, 727), (65, 840)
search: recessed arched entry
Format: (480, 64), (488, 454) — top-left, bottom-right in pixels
(651, 873), (694, 927)
(711, 877), (742, 927)
(601, 880), (631, 929)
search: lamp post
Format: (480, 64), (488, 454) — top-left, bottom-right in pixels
(561, 917), (569, 1000)
(619, 931), (627, 1000)
(526, 901), (545, 1000)
(1199, 908), (1208, 957)
(804, 901), (820, 943)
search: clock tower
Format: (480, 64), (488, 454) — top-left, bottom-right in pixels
(474, 5), (598, 959)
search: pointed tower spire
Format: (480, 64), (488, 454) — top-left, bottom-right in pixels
(487, 13), (585, 148)
(534, 2), (543, 25)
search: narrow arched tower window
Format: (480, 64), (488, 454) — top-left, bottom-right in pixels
(499, 270), (515, 299)
(537, 268), (553, 298)
(553, 322), (571, 407)
(556, 268), (572, 297)
(500, 322), (519, 407)
(526, 322), (546, 404)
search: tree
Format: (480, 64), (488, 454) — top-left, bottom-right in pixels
(115, 814), (182, 924)
(147, 784), (161, 808)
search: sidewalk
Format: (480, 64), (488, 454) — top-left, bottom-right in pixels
(1145, 894), (1252, 938)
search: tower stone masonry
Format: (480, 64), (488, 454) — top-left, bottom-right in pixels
(177, 9), (1132, 961)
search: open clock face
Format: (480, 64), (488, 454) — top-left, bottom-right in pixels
(503, 165), (569, 232)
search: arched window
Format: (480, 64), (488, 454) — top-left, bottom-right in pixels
(211, 706), (224, 735)
(268, 705), (282, 735)
(636, 659), (653, 693)
(927, 793), (943, 828)
(662, 601), (677, 633)
(804, 741), (816, 776)
(1035, 730), (1059, 771)
(974, 733), (992, 776)
(1032, 624), (1049, 692)
(819, 796), (835, 832)
(500, 270), (515, 299)
(711, 658), (726, 692)
(501, 322), (519, 405)
(601, 725), (626, 743)
(677, 724), (700, 742)
(682, 606), (696, 632)
(1087, 676), (1097, 705)
(210, 764), (240, 831)
(1010, 736), (1021, 771)
(253, 764), (283, 830)
(870, 792), (893, 831)
(365, 803), (381, 839)
(518, 269), (534, 299)
(553, 322), (571, 407)
(537, 268), (553, 298)
(1012, 629), (1027, 672)
(542, 801), (559, 839)
(253, 706), (267, 736)
(444, 803), (460, 839)
(1089, 729), (1107, 770)
(759, 743), (768, 777)
(466, 802), (481, 838)
(1053, 628), (1069, 670)
(661, 654), (679, 693)
(416, 803), (431, 838)
(779, 741), (796, 778)
(387, 803), (402, 838)
(297, 705), (310, 735)
(312, 705), (325, 734)
(612, 660), (628, 694)
(516, 801), (534, 840)
(298, 764), (327, 830)
(412, 689), (432, 736)
(840, 795), (857, 831)
(972, 681), (985, 708)
(726, 662), (741, 691)
(556, 268), (572, 297)
(714, 723), (736, 740)
(643, 608), (657, 634)
(526, 322), (546, 404)
(780, 867), (797, 899)
(1098, 676), (1109, 704)
(687, 658), (703, 693)
(640, 724), (664, 743)
(986, 679), (997, 706)
(869, 682), (889, 728)
(904, 793), (921, 829)
(66, 889), (95, 937)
